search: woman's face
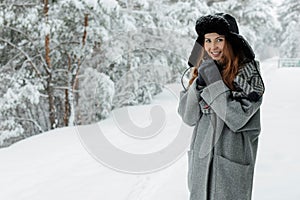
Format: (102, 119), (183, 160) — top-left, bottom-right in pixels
(204, 33), (225, 61)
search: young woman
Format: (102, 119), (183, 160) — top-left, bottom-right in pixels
(178, 13), (264, 200)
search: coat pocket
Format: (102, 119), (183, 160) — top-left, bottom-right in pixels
(214, 155), (253, 200)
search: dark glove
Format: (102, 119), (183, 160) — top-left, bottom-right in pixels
(247, 91), (260, 102)
(198, 59), (222, 85)
(196, 72), (206, 86)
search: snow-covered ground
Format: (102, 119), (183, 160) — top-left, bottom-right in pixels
(253, 57), (300, 199)
(0, 57), (300, 200)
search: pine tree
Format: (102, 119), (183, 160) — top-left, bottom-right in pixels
(77, 68), (114, 124)
(1, 0), (286, 147)
(0, 1), (46, 146)
(278, 0), (300, 58)
(0, 0), (115, 146)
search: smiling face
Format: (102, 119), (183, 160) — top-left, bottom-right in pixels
(204, 33), (225, 61)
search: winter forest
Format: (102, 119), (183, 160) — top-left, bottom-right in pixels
(0, 0), (299, 147)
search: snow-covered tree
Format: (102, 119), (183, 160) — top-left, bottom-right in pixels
(0, 65), (44, 146)
(278, 0), (300, 58)
(0, 0), (117, 146)
(0, 0), (285, 147)
(0, 1), (46, 146)
(77, 68), (114, 124)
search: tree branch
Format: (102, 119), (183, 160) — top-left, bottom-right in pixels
(14, 117), (45, 133)
(0, 3), (39, 7)
(0, 37), (41, 76)
(2, 25), (48, 71)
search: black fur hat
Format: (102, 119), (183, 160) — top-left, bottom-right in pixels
(195, 13), (255, 60)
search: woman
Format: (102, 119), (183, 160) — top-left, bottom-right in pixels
(178, 13), (264, 200)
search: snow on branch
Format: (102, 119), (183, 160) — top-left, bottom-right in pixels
(14, 117), (45, 133)
(0, 3), (39, 7)
(0, 37), (41, 76)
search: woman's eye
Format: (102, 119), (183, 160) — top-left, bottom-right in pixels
(217, 38), (224, 42)
(205, 39), (211, 43)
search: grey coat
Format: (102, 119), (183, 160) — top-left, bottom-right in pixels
(178, 61), (263, 200)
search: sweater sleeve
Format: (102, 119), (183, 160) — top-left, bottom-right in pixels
(177, 79), (204, 126)
(201, 80), (262, 132)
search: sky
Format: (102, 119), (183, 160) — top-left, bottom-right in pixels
(0, 57), (299, 199)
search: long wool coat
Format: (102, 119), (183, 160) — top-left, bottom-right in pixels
(178, 60), (263, 200)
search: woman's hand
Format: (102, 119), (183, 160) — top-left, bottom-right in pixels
(198, 58), (222, 85)
(196, 67), (206, 86)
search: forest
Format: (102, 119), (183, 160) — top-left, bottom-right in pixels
(0, 0), (299, 147)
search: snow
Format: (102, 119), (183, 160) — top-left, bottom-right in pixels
(272, 0), (284, 5)
(0, 57), (300, 199)
(85, 0), (98, 8)
(100, 0), (119, 10)
(253, 57), (300, 199)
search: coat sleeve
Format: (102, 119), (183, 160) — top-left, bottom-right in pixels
(177, 79), (204, 126)
(200, 80), (262, 132)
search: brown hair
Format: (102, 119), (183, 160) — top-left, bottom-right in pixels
(188, 39), (241, 90)
(188, 49), (205, 87)
(221, 41), (240, 90)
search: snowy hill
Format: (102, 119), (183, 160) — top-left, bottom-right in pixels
(1, 57), (300, 200)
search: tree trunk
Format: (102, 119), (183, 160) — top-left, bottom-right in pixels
(64, 14), (89, 126)
(64, 55), (71, 126)
(44, 0), (56, 129)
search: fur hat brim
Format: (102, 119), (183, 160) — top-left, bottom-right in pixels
(228, 32), (255, 60)
(195, 13), (255, 60)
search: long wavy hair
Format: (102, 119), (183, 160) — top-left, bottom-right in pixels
(188, 39), (242, 90)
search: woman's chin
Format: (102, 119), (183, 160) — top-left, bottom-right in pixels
(211, 54), (225, 62)
(209, 53), (221, 60)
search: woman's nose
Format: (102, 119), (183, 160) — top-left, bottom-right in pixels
(211, 42), (218, 49)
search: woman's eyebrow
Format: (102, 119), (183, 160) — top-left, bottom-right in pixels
(204, 36), (224, 40)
